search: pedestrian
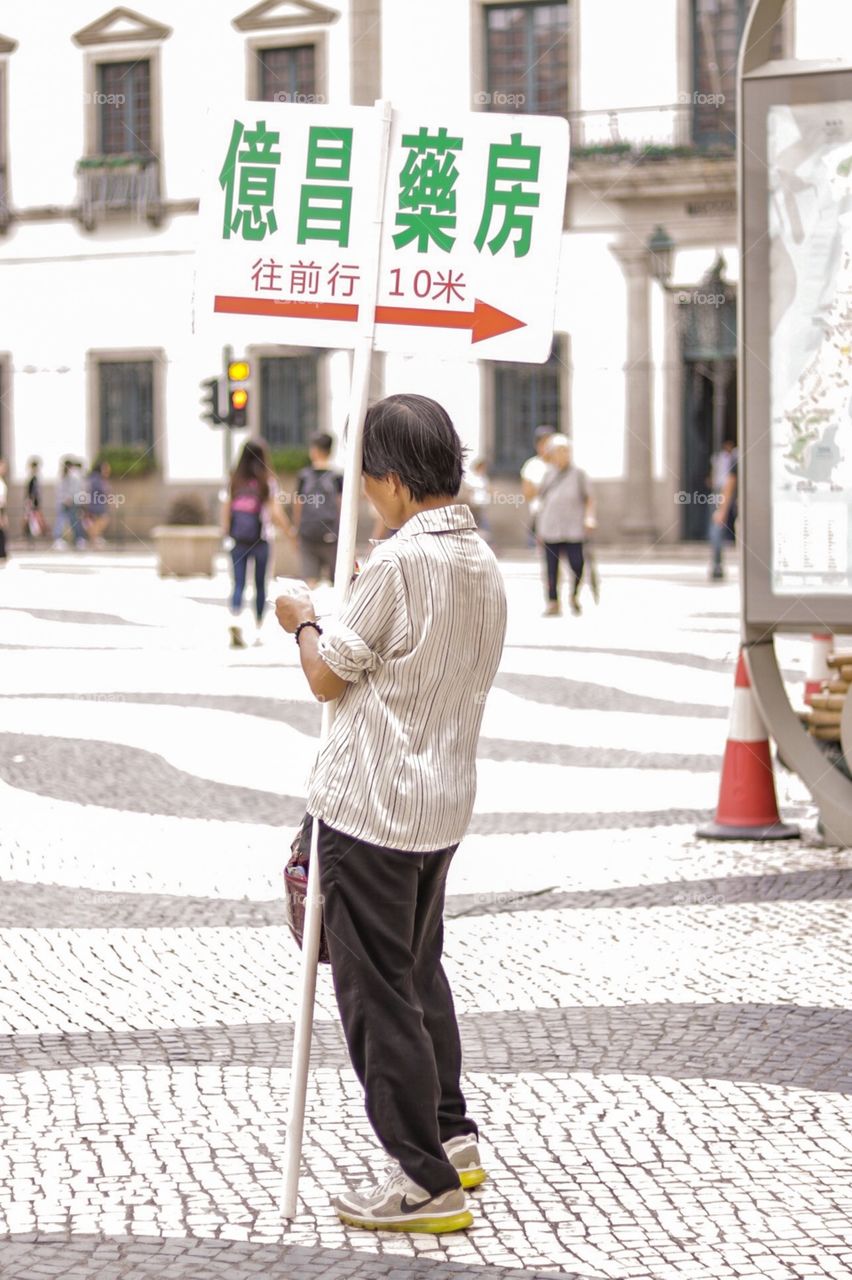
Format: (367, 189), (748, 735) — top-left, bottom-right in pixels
(708, 440), (737, 580)
(537, 434), (595, 616)
(23, 458), (46, 540)
(710, 445), (738, 580)
(292, 432), (343, 587)
(464, 457), (493, 542)
(82, 459), (112, 548)
(223, 439), (289, 649)
(69, 459), (88, 548)
(52, 458), (85, 550)
(275, 393), (507, 1234)
(520, 425), (554, 545)
(0, 459), (8, 563)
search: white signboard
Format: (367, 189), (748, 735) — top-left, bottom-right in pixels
(196, 102), (569, 363)
(768, 101), (852, 594)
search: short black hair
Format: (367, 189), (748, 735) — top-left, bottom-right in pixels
(310, 432), (333, 455)
(362, 394), (464, 501)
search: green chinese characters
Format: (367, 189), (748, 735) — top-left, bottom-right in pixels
(394, 126), (464, 253)
(474, 133), (541, 258)
(219, 118), (543, 258)
(393, 127), (542, 259)
(297, 126), (354, 248)
(219, 120), (354, 247)
(219, 120), (282, 241)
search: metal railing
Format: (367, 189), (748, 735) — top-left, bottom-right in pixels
(76, 156), (161, 228)
(567, 101), (736, 159)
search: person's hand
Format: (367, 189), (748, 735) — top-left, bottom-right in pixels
(275, 579), (315, 633)
(584, 516), (597, 533)
(712, 510), (725, 527)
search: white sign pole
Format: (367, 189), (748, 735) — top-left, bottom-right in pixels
(280, 98), (394, 1221)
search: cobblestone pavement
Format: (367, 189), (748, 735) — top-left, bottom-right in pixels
(1, 550), (851, 1280)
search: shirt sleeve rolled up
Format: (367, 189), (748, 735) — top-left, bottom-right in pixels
(318, 553), (408, 682)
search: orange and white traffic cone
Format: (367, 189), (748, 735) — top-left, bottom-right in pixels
(697, 648), (800, 840)
(804, 633), (833, 705)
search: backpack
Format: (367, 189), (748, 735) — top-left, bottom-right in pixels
(297, 467), (341, 543)
(229, 481), (263, 544)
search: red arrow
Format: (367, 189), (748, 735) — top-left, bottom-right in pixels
(375, 298), (525, 343)
(214, 294), (525, 343)
(214, 295), (359, 322)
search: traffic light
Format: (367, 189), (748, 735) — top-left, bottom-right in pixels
(227, 359), (251, 428)
(200, 376), (226, 425)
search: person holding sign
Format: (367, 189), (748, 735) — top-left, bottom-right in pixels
(275, 394), (507, 1234)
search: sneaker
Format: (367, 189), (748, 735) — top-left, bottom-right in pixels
(444, 1134), (487, 1189)
(229, 625), (246, 649)
(570, 594), (582, 616)
(333, 1166), (472, 1234)
(52, 540), (67, 552)
(542, 601), (561, 617)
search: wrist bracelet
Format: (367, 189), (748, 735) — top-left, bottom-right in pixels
(294, 619), (323, 646)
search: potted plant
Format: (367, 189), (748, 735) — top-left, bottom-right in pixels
(151, 491), (222, 577)
(97, 444), (160, 544)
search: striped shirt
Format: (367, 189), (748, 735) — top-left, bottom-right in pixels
(306, 503), (507, 852)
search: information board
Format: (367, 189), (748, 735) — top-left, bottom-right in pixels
(768, 101), (852, 594)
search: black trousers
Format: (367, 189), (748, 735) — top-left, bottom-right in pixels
(543, 540), (584, 601)
(317, 820), (473, 1195)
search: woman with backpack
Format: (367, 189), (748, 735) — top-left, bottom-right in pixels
(223, 439), (288, 648)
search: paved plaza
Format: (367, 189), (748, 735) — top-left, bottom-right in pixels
(0, 548), (850, 1280)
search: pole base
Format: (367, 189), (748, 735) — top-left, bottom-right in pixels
(696, 819), (800, 841)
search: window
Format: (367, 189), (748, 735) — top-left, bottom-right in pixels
(260, 355), (320, 447)
(492, 343), (562, 474)
(256, 44), (317, 103)
(97, 59), (153, 156)
(485, 2), (569, 115)
(99, 360), (154, 449)
(692, 0), (784, 147)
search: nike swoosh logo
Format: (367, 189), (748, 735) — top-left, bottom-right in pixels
(400, 1194), (437, 1214)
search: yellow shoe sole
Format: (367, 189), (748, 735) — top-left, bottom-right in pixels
(459, 1168), (487, 1190)
(337, 1209), (474, 1234)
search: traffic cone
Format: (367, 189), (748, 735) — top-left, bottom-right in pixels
(697, 649), (800, 840)
(804, 633), (833, 705)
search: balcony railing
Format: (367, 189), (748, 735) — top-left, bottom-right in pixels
(76, 155), (161, 229)
(567, 102), (736, 163)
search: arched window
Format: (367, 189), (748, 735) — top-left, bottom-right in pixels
(692, 0), (785, 148)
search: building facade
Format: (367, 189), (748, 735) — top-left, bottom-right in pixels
(0, 0), (847, 542)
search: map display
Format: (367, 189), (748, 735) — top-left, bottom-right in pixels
(768, 102), (852, 594)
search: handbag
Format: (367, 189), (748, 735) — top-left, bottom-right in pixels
(27, 509), (46, 538)
(284, 814), (330, 964)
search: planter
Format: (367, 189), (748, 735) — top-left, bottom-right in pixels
(151, 525), (222, 577)
(272, 531), (300, 579)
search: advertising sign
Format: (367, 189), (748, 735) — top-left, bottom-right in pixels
(196, 102), (569, 363)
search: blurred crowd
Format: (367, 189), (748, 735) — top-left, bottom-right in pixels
(0, 456), (115, 561)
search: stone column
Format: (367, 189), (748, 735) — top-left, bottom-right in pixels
(350, 0), (382, 106)
(611, 241), (657, 540)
